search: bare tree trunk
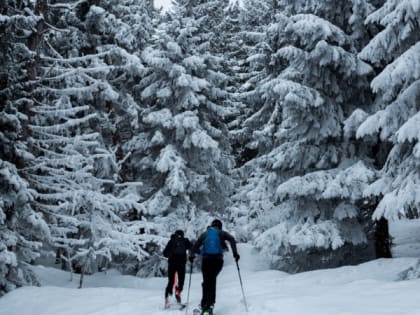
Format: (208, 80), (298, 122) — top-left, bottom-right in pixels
(23, 0), (48, 140)
(375, 217), (392, 258)
(79, 269), (85, 289)
(28, 0), (48, 79)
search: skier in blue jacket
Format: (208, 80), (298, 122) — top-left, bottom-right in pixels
(189, 219), (240, 315)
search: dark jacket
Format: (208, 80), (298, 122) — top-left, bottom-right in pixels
(191, 227), (238, 258)
(163, 234), (192, 264)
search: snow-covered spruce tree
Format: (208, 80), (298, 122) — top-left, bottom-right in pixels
(174, 0), (242, 135)
(175, 0), (230, 55)
(0, 161), (46, 295)
(130, 9), (234, 241)
(214, 2), (243, 93)
(240, 0), (280, 29)
(70, 1), (179, 276)
(228, 0), (281, 171)
(49, 0), (156, 220)
(21, 0), (162, 282)
(210, 2), (253, 179)
(351, 0), (420, 256)
(233, 2), (377, 271)
(49, 0), (157, 162)
(0, 1), (51, 295)
(26, 95), (153, 285)
(226, 1), (282, 235)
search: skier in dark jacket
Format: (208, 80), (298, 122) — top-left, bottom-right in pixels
(163, 229), (192, 307)
(189, 219), (240, 315)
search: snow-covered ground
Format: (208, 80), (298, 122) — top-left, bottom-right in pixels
(1, 241), (420, 315)
(1, 219), (419, 315)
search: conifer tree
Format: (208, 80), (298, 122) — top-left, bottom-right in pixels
(228, 0), (280, 167)
(48, 0), (156, 158)
(175, 0), (230, 54)
(0, 0), (51, 295)
(0, 160), (47, 295)
(131, 3), (235, 237)
(352, 0), (420, 249)
(16, 0), (161, 280)
(233, 0), (376, 271)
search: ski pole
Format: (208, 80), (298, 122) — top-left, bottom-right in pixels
(185, 261), (193, 315)
(236, 260), (249, 312)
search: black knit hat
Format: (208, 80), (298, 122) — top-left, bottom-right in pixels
(175, 230), (184, 237)
(211, 219), (222, 229)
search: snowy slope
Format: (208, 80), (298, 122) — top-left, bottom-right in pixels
(1, 244), (420, 315)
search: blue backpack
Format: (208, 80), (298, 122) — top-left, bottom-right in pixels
(201, 227), (222, 255)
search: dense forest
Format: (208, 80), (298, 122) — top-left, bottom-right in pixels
(1, 0), (419, 295)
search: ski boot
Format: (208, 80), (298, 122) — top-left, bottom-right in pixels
(175, 287), (182, 304)
(164, 298), (170, 309)
(201, 305), (214, 315)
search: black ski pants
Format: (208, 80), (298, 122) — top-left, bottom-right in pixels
(201, 255), (223, 309)
(165, 259), (186, 297)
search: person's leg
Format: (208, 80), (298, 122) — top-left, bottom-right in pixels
(209, 258), (223, 306)
(165, 262), (176, 298)
(173, 262), (185, 302)
(177, 262), (186, 291)
(201, 256), (223, 311)
(201, 257), (212, 309)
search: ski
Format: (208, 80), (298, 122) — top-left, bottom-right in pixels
(165, 302), (187, 311)
(192, 307), (214, 315)
(178, 303), (187, 310)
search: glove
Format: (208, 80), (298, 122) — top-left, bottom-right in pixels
(189, 255), (194, 263)
(234, 253), (240, 262)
